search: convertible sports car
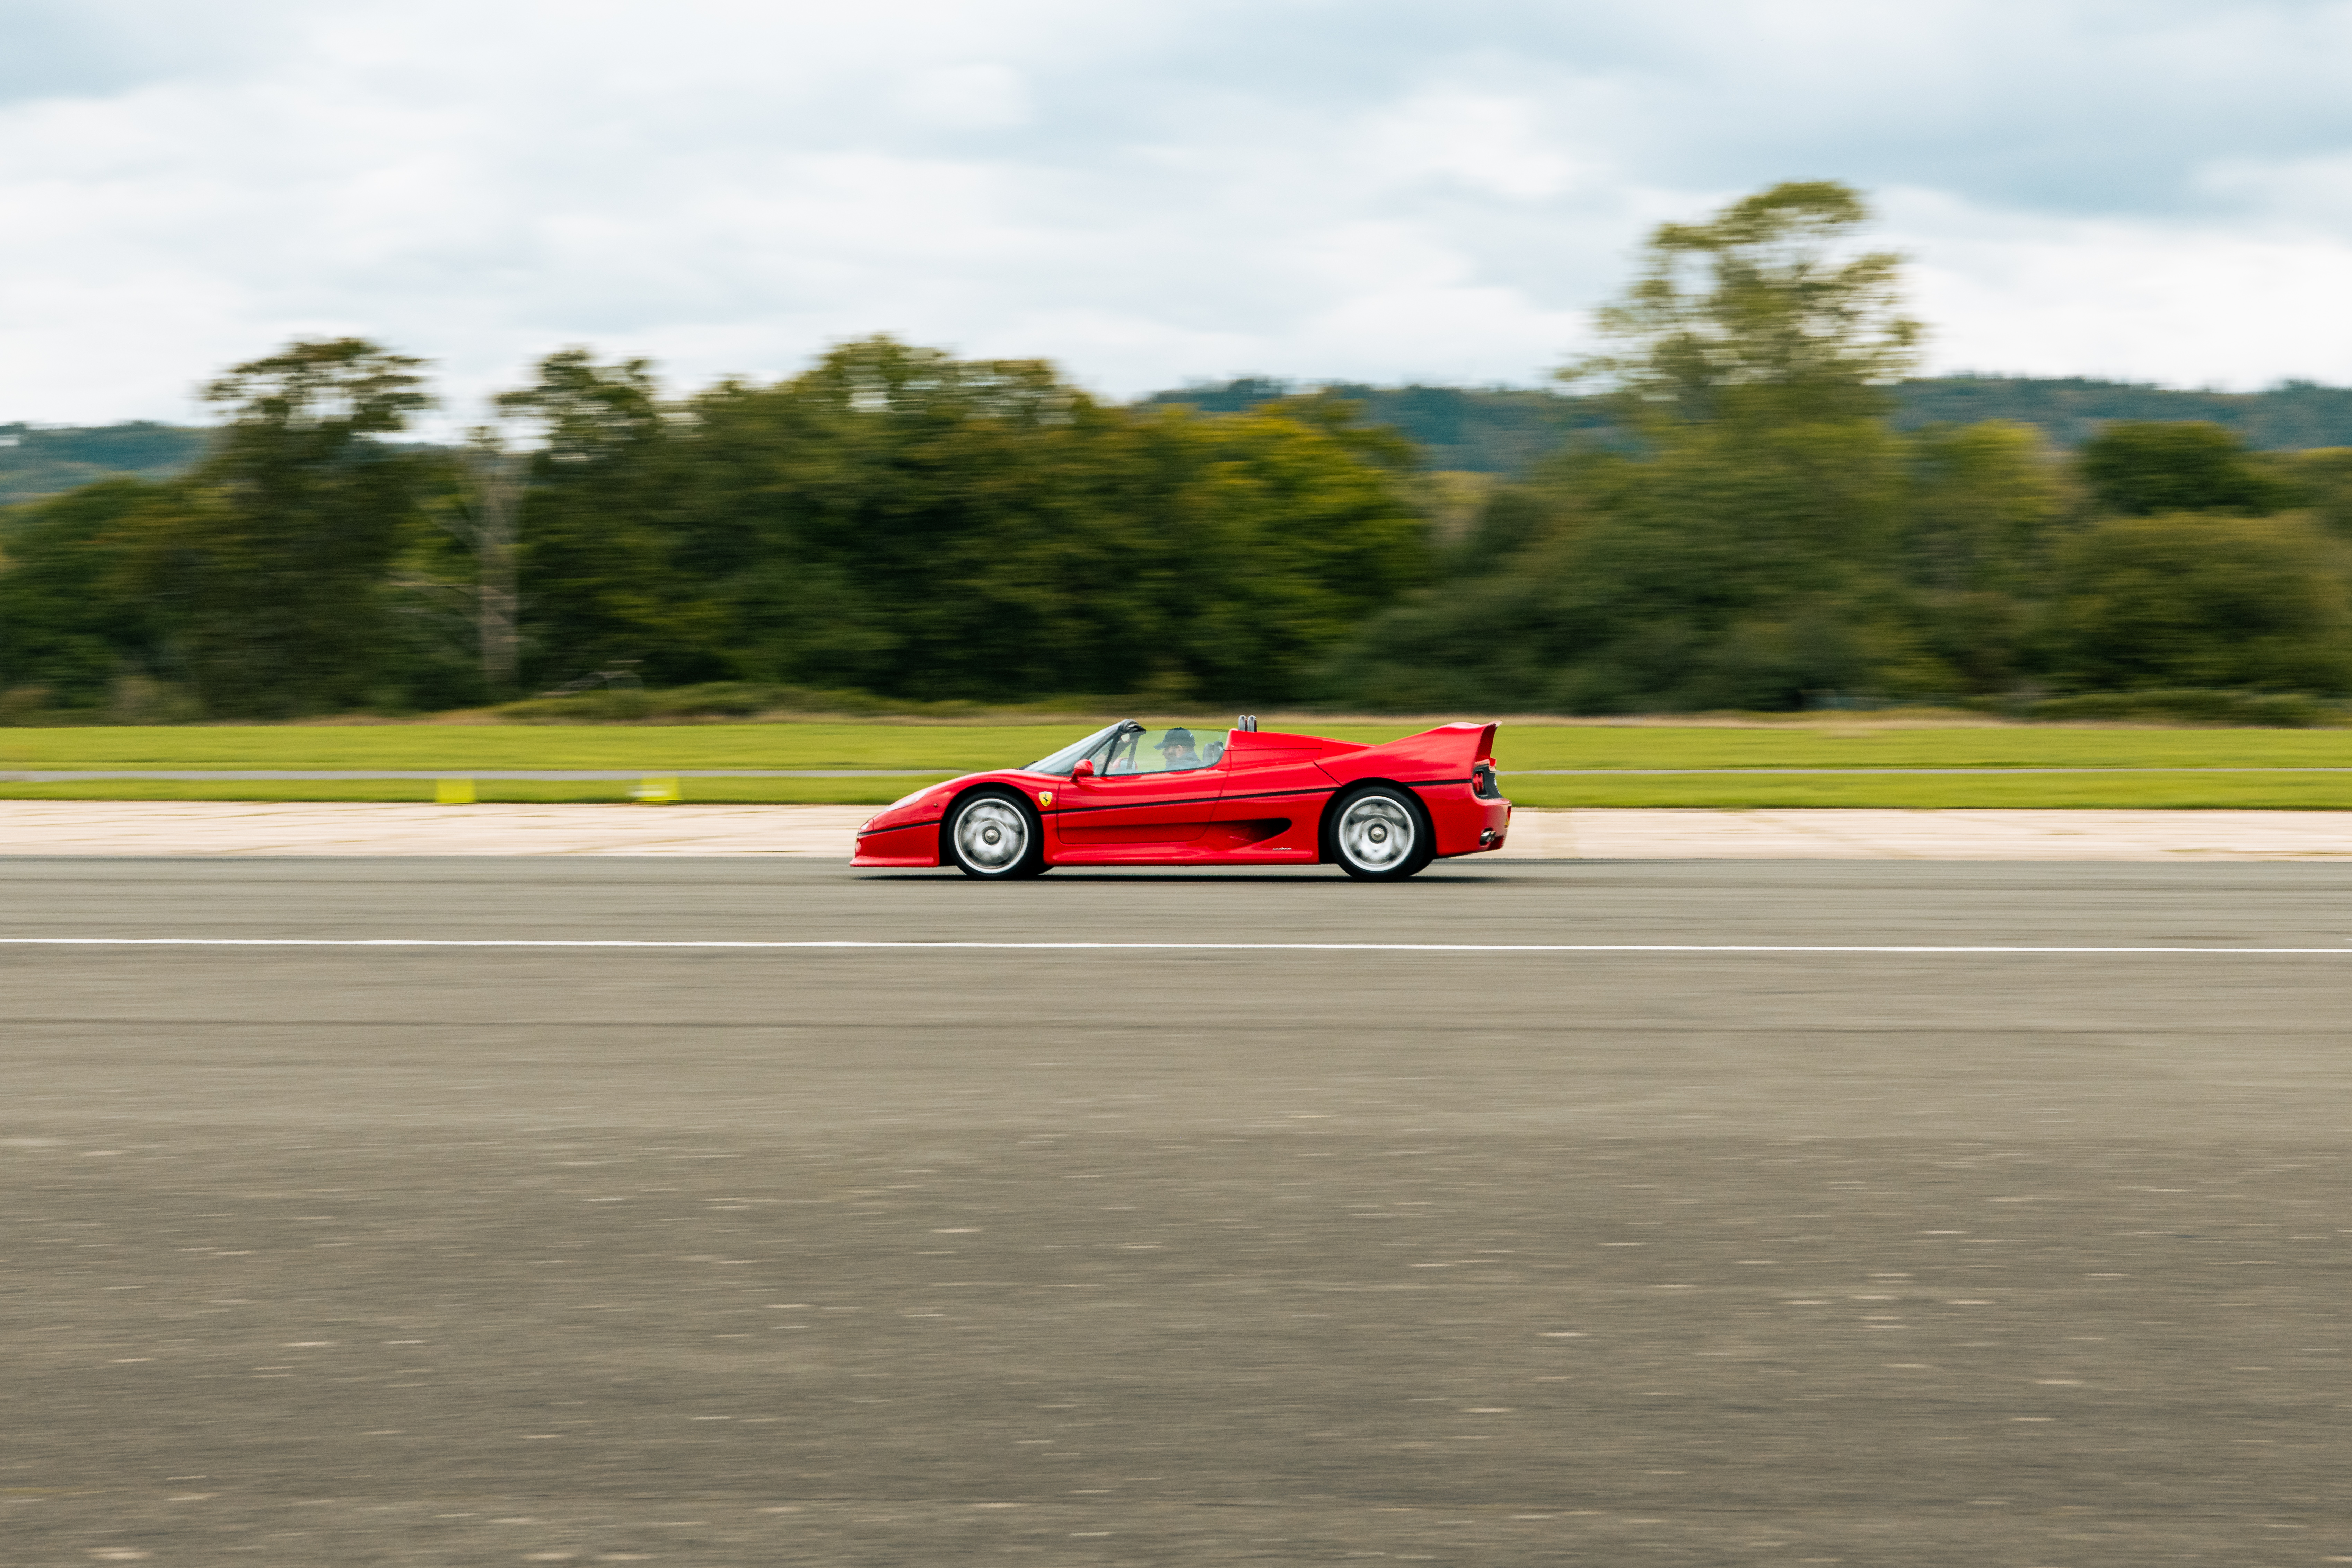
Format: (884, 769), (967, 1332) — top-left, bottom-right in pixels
(852, 717), (1511, 880)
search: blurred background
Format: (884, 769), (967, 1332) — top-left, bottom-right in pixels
(8, 0), (2352, 723)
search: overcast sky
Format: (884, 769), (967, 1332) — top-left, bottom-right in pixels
(7, 0), (2352, 425)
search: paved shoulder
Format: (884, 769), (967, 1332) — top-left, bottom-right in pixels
(10, 802), (2352, 858)
(0, 801), (876, 856)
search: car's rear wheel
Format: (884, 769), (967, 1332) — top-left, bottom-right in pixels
(947, 789), (1046, 878)
(1328, 785), (1434, 880)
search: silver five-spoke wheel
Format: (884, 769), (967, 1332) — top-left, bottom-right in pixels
(1331, 785), (1431, 879)
(949, 791), (1043, 877)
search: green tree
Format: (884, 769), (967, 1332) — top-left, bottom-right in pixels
(1565, 180), (1922, 428)
(1887, 421), (2071, 697)
(2275, 447), (2352, 537)
(1322, 182), (1927, 713)
(1118, 397), (1425, 701)
(670, 338), (1425, 703)
(2049, 513), (2352, 692)
(1541, 419), (1912, 709)
(132, 339), (433, 715)
(1904, 421), (2067, 594)
(498, 350), (705, 690)
(0, 478), (178, 708)
(672, 338), (1109, 696)
(1537, 182), (1922, 707)
(375, 434), (528, 714)
(2077, 421), (2288, 517)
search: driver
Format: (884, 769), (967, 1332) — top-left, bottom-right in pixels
(1156, 727), (1201, 771)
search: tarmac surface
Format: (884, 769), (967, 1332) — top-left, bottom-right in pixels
(14, 800), (2352, 858)
(5, 856), (2351, 1565)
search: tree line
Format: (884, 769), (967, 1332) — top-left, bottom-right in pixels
(1319, 183), (2352, 715)
(1144, 376), (2352, 473)
(0, 339), (1425, 717)
(15, 368), (2352, 511)
(6, 179), (2352, 721)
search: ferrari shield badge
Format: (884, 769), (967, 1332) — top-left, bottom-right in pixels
(1038, 790), (1054, 806)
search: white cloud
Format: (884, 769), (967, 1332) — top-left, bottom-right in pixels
(1889, 185), (2352, 387)
(1370, 90), (1593, 202)
(2, 0), (2352, 426)
(895, 64), (1033, 131)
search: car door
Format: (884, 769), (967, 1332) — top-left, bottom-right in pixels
(1210, 729), (1339, 841)
(1053, 724), (1227, 848)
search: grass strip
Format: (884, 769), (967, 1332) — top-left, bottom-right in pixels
(0, 777), (949, 805)
(1499, 773), (2352, 809)
(6, 717), (2352, 806)
(6, 771), (2352, 808)
(1489, 729), (2352, 770)
(0, 723), (1087, 771)
(7, 719), (2352, 773)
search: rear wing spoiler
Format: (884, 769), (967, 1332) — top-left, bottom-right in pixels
(1366, 721), (1494, 771)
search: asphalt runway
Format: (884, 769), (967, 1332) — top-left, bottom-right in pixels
(4, 856), (2350, 1566)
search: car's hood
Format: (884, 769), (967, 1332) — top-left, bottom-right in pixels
(860, 770), (1052, 832)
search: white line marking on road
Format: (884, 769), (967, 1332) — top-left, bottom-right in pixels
(1, 938), (2347, 955)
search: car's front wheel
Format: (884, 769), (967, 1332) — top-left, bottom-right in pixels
(1328, 785), (1434, 880)
(947, 789), (1047, 879)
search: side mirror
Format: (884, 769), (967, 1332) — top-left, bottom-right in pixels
(1071, 759), (1095, 783)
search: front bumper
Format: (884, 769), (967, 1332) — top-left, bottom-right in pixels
(850, 816), (943, 867)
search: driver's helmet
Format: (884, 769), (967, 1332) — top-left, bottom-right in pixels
(1157, 727), (1196, 754)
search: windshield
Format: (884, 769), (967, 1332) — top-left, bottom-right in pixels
(1024, 722), (1128, 777)
(1101, 725), (1224, 775)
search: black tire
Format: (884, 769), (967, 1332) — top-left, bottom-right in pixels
(946, 788), (1047, 879)
(1326, 783), (1434, 880)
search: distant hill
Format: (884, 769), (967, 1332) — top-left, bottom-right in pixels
(0, 422), (212, 506)
(1134, 378), (1616, 475)
(1885, 377), (2352, 450)
(12, 376), (2352, 503)
(1139, 376), (2352, 474)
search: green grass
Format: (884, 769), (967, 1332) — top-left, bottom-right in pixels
(6, 717), (2352, 806)
(11, 718), (2352, 770)
(8, 772), (2343, 808)
(1484, 726), (2352, 771)
(0, 722), (1091, 772)
(0, 776), (946, 805)
(1501, 773), (2352, 810)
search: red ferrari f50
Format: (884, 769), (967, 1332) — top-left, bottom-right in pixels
(851, 717), (1511, 880)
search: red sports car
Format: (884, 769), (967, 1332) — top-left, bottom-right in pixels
(851, 717), (1511, 880)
